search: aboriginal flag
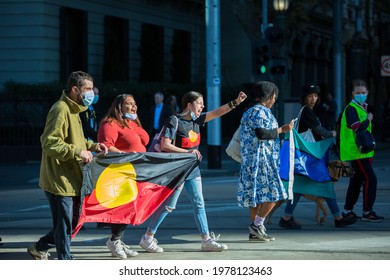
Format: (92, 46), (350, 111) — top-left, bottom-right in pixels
(72, 152), (200, 237)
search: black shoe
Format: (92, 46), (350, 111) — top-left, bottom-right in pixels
(279, 217), (302, 230)
(362, 211), (384, 222)
(335, 216), (357, 228)
(342, 211), (361, 220)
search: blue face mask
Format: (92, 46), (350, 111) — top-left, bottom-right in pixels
(354, 94), (367, 104)
(92, 95), (99, 105)
(124, 113), (137, 121)
(190, 110), (197, 121)
(81, 90), (95, 107)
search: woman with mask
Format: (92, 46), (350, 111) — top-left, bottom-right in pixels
(97, 94), (149, 258)
(139, 90), (247, 253)
(340, 80), (383, 222)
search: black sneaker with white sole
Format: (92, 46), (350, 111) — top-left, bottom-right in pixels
(362, 211), (384, 222)
(248, 223), (275, 241)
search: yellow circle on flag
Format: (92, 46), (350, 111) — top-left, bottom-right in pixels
(188, 130), (197, 142)
(95, 163), (138, 208)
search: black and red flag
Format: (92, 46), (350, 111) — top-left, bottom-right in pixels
(72, 152), (200, 237)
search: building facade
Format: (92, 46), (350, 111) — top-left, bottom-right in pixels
(0, 0), (205, 88)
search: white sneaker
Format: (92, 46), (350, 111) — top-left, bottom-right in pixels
(106, 238), (127, 259)
(120, 241), (138, 257)
(139, 236), (164, 253)
(27, 243), (50, 260)
(201, 232), (228, 252)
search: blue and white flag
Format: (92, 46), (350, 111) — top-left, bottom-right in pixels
(280, 129), (336, 199)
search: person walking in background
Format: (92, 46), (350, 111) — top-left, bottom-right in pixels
(97, 94), (149, 258)
(27, 71), (108, 260)
(139, 90), (247, 253)
(166, 94), (180, 113)
(80, 87), (99, 141)
(238, 81), (292, 242)
(321, 92), (338, 130)
(340, 79), (383, 222)
(279, 84), (356, 229)
(148, 91), (173, 139)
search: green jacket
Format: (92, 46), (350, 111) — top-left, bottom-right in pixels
(39, 91), (99, 196)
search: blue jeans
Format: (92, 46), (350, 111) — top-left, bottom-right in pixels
(147, 176), (209, 236)
(284, 193), (340, 218)
(36, 191), (79, 260)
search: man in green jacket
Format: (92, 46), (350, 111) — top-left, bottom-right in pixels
(28, 71), (108, 260)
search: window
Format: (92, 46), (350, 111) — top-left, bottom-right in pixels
(60, 7), (87, 82)
(103, 16), (129, 82)
(171, 29), (191, 83)
(139, 23), (164, 82)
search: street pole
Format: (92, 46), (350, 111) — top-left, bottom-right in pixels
(275, 13), (287, 124)
(206, 0), (221, 169)
(333, 0), (343, 115)
(262, 0), (268, 39)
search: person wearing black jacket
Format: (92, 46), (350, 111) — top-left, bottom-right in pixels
(279, 84), (356, 230)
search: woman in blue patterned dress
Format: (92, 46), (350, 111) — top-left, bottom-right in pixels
(238, 81), (293, 242)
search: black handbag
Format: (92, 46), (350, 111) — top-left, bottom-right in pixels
(355, 130), (376, 153)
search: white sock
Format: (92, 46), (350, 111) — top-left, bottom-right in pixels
(202, 234), (211, 241)
(254, 215), (265, 227)
(143, 234), (153, 242)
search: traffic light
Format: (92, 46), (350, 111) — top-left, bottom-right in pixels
(269, 58), (287, 78)
(252, 39), (271, 79)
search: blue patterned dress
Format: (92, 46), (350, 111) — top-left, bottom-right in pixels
(237, 104), (287, 208)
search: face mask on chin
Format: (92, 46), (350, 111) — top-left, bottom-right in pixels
(190, 110), (197, 121)
(124, 113), (137, 121)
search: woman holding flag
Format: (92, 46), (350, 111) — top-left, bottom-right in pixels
(97, 94), (149, 258)
(139, 90), (247, 253)
(279, 84), (356, 229)
(237, 81), (293, 242)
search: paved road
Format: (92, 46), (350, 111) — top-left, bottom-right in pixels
(1, 142), (390, 262)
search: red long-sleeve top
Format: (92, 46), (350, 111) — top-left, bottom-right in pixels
(97, 119), (149, 152)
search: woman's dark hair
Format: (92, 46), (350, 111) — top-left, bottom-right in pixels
(300, 84), (320, 105)
(100, 94), (142, 128)
(181, 91), (203, 109)
(251, 81), (279, 103)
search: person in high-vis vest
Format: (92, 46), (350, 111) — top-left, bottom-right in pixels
(340, 79), (383, 222)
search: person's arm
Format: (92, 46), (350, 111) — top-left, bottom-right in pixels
(345, 105), (371, 133)
(302, 107), (336, 138)
(254, 123), (293, 140)
(160, 137), (201, 159)
(254, 128), (278, 140)
(205, 91), (247, 123)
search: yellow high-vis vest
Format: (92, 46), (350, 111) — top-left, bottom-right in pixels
(340, 101), (374, 161)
